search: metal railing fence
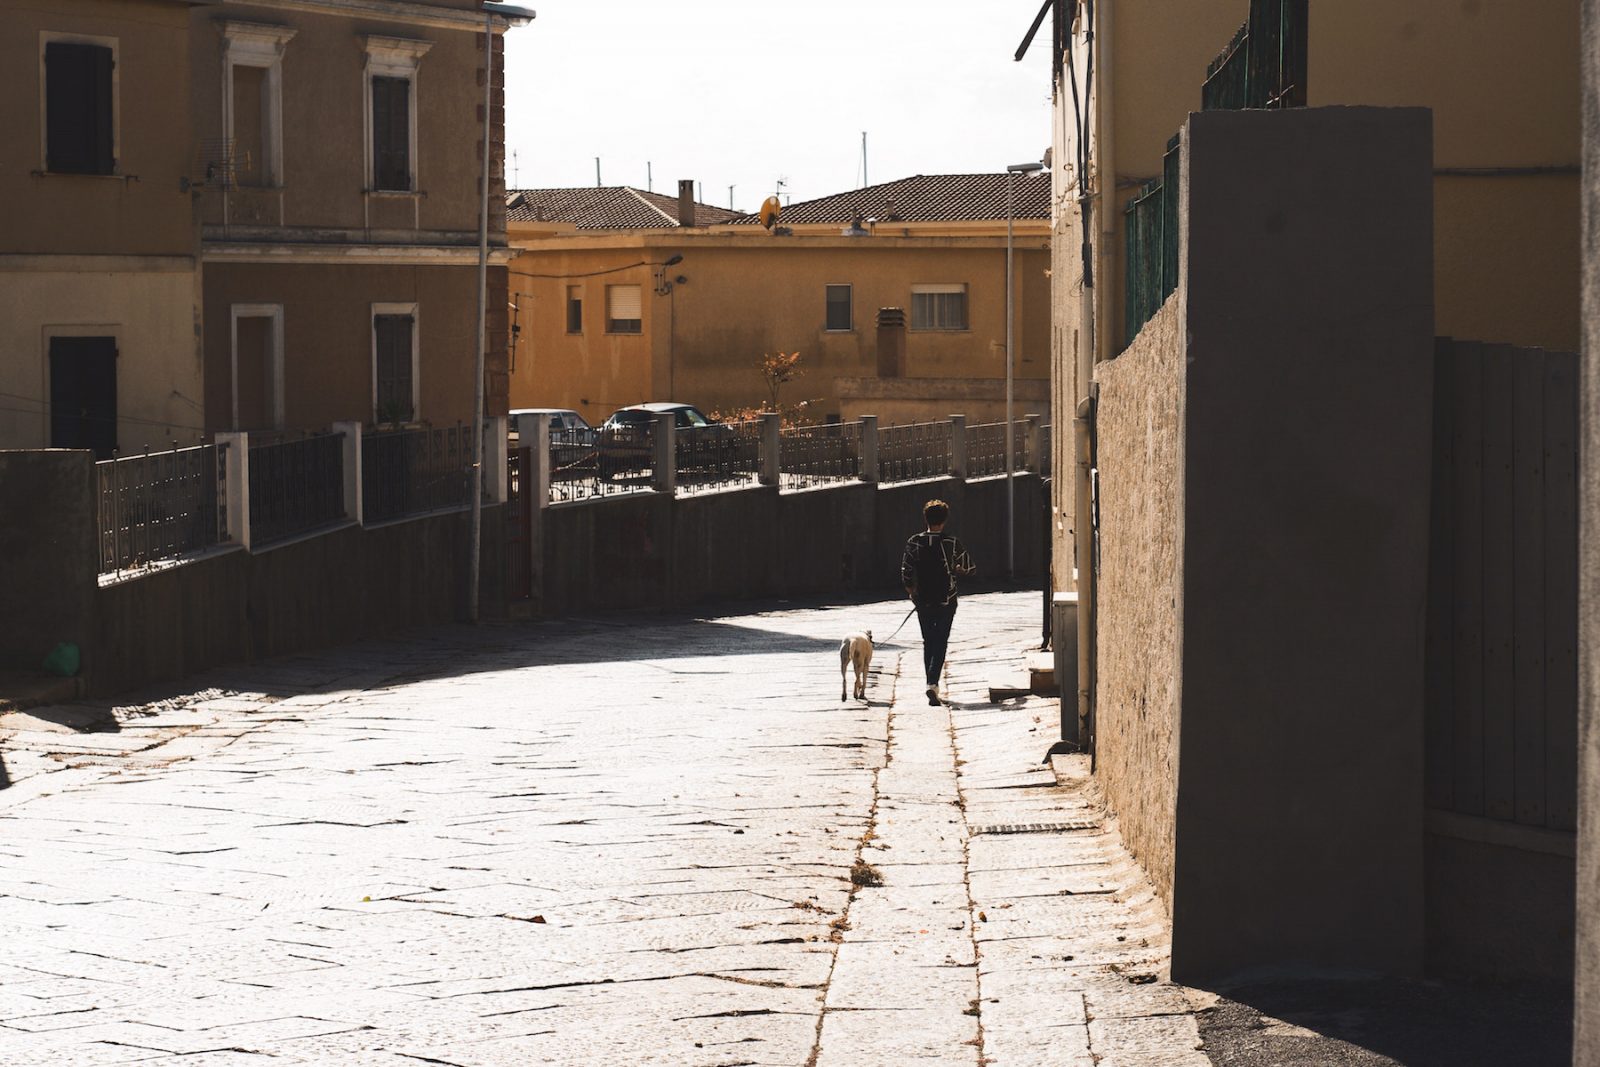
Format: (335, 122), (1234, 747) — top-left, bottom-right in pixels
(879, 420), (953, 484)
(96, 444), (223, 574)
(675, 420), (762, 494)
(779, 421), (863, 491)
(249, 433), (346, 545)
(967, 420), (1030, 479)
(550, 422), (658, 504)
(363, 424), (473, 524)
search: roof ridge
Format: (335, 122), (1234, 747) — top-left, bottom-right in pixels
(622, 186), (679, 226)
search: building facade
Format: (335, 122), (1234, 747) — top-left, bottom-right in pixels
(506, 174), (1050, 426)
(191, 0), (518, 436)
(0, 0), (203, 457)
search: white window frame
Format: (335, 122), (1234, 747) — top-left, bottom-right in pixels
(371, 302), (421, 423)
(362, 36), (432, 194)
(910, 283), (970, 331)
(219, 21), (296, 188)
(38, 31), (120, 174)
(229, 304), (285, 431)
(824, 283), (853, 332)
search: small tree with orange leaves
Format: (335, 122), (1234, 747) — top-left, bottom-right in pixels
(761, 350), (803, 414)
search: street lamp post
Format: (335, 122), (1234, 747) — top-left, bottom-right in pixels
(469, 2), (535, 623)
(1005, 161), (1044, 581)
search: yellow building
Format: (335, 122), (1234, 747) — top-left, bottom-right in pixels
(190, 0), (524, 435)
(1037, 0), (1581, 585)
(0, 0), (203, 456)
(506, 174), (1051, 427)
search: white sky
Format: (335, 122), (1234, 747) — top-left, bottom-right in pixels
(502, 1), (1054, 213)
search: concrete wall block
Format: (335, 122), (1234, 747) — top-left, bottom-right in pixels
(0, 451), (98, 672)
(1169, 106), (1437, 982)
(332, 421), (362, 524)
(948, 414), (968, 479)
(859, 416), (879, 483)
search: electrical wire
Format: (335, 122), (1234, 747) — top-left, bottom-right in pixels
(0, 391), (211, 435)
(508, 260), (653, 281)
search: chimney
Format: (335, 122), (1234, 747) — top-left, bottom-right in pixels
(876, 307), (907, 378)
(677, 179), (697, 228)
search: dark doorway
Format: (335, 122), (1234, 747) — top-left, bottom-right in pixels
(49, 336), (117, 458)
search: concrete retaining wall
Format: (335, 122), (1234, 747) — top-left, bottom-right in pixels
(538, 475), (1045, 617)
(0, 451), (97, 672)
(92, 508), (506, 696)
(1576, 0), (1598, 1057)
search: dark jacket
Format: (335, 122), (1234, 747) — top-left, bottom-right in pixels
(901, 530), (975, 607)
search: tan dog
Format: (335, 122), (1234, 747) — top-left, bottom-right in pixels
(840, 631), (874, 702)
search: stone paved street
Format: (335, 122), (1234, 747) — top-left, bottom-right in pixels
(0, 592), (1206, 1065)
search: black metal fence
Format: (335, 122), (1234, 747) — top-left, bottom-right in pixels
(879, 421), (953, 484)
(362, 425), (474, 524)
(249, 433), (346, 545)
(966, 420), (1030, 479)
(779, 422), (863, 491)
(675, 420), (762, 494)
(1201, 0), (1308, 111)
(95, 444), (224, 574)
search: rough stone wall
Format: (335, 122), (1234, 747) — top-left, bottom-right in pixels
(1090, 296), (1184, 907)
(1575, 0), (1599, 1058)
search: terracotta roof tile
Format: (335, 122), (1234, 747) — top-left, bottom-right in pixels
(506, 186), (741, 230)
(724, 173), (1051, 226)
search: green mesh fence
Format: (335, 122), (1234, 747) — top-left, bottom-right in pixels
(1202, 0), (1307, 111)
(1123, 134), (1182, 348)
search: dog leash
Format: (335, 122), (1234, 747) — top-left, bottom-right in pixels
(883, 604), (917, 643)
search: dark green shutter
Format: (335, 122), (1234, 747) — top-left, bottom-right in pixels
(46, 42), (115, 175)
(372, 76), (411, 191)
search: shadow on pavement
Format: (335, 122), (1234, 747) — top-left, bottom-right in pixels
(1197, 975), (1572, 1067)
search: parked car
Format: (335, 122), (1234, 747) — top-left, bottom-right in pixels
(596, 402), (725, 482)
(510, 407), (595, 445)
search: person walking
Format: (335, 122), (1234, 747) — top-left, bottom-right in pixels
(901, 498), (976, 706)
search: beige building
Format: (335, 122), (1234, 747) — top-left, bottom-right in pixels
(1042, 0), (1581, 591)
(191, 0), (521, 435)
(0, 0), (203, 457)
(506, 174), (1051, 426)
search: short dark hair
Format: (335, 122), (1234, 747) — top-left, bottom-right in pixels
(924, 499), (949, 526)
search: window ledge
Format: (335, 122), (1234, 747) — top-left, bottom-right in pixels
(31, 170), (135, 182)
(364, 188), (427, 198)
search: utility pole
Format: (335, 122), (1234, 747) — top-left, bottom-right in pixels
(595, 156), (601, 186)
(728, 184), (735, 209)
(647, 161), (652, 191)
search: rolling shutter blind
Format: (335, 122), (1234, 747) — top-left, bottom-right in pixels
(46, 42), (114, 175)
(607, 285), (642, 321)
(372, 76), (411, 191)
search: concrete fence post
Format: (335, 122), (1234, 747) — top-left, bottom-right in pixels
(948, 414), (968, 480)
(759, 413), (781, 486)
(332, 420), (363, 524)
(1026, 413), (1045, 474)
(653, 412), (677, 495)
(216, 431), (251, 551)
(859, 415), (879, 484)
(483, 415), (509, 504)
(527, 413), (551, 509)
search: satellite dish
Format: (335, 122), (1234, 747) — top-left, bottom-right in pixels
(759, 196), (782, 230)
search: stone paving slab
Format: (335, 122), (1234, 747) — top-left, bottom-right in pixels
(0, 593), (1205, 1064)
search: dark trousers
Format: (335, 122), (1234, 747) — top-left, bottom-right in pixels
(915, 600), (958, 688)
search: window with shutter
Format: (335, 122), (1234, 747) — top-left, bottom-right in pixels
(910, 284), (969, 331)
(374, 314), (415, 422)
(372, 76), (411, 191)
(606, 285), (642, 334)
(825, 285), (853, 331)
(45, 42), (114, 175)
